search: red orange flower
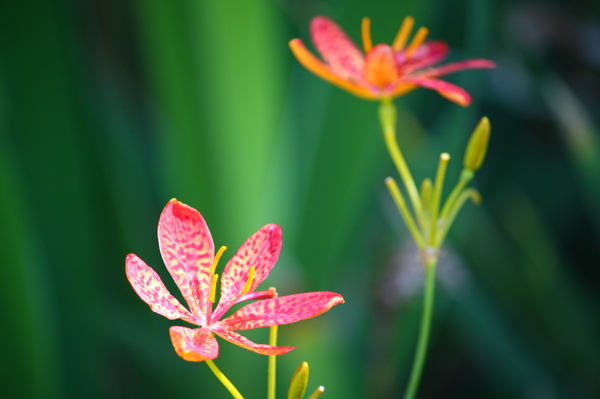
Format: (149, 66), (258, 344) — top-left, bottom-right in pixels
(126, 199), (344, 362)
(289, 16), (495, 106)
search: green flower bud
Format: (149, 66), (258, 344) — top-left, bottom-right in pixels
(288, 362), (309, 399)
(464, 117), (491, 171)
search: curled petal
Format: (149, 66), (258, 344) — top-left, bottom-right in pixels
(158, 199), (214, 316)
(415, 59), (496, 79)
(169, 326), (219, 362)
(126, 253), (198, 324)
(219, 292), (345, 331)
(289, 39), (378, 100)
(236, 287), (278, 304)
(405, 77), (472, 106)
(310, 16), (365, 80)
(214, 329), (295, 356)
(214, 224), (282, 318)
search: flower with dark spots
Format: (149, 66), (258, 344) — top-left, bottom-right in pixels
(290, 16), (495, 106)
(126, 199), (344, 361)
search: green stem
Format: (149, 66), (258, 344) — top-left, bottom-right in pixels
(385, 177), (425, 248)
(206, 359), (244, 399)
(437, 188), (481, 245)
(379, 101), (425, 230)
(306, 386), (325, 399)
(268, 325), (278, 399)
(428, 153), (450, 246)
(438, 169), (473, 225)
(403, 257), (437, 399)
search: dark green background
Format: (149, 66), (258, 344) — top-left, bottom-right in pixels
(1, 0), (599, 398)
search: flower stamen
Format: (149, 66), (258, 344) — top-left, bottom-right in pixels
(241, 266), (256, 296)
(361, 17), (373, 53)
(209, 274), (219, 303)
(405, 26), (429, 59)
(392, 16), (415, 51)
(209, 245), (227, 276)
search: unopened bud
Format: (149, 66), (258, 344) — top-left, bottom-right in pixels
(420, 178), (433, 212)
(288, 362), (309, 399)
(464, 117), (491, 171)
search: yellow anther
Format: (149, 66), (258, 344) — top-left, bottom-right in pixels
(241, 267), (256, 296)
(209, 274), (219, 303)
(209, 245), (227, 276)
(392, 16), (414, 51)
(361, 17), (373, 53)
(405, 26), (429, 59)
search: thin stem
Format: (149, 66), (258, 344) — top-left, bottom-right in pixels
(438, 169), (474, 225)
(268, 325), (278, 399)
(428, 153), (450, 245)
(379, 101), (426, 230)
(437, 188), (481, 245)
(206, 359), (244, 399)
(403, 257), (437, 399)
(307, 386), (325, 399)
(385, 177), (425, 248)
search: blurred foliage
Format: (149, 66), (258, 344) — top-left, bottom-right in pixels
(0, 0), (599, 398)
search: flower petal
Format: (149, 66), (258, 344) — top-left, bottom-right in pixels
(169, 326), (219, 362)
(214, 329), (295, 356)
(405, 77), (473, 106)
(397, 41), (449, 72)
(158, 199), (214, 317)
(415, 59), (496, 79)
(125, 253), (198, 324)
(310, 16), (365, 80)
(213, 224), (282, 319)
(289, 39), (379, 100)
(219, 292), (345, 331)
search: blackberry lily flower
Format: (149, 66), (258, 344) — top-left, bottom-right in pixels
(126, 199), (344, 362)
(289, 16), (495, 106)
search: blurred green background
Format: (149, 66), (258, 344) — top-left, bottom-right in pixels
(1, 0), (599, 398)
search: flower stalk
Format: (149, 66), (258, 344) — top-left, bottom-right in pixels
(403, 257), (437, 399)
(268, 325), (278, 399)
(379, 101), (490, 398)
(206, 359), (244, 399)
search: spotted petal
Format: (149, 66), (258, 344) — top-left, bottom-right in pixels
(219, 292), (344, 331)
(213, 224), (282, 319)
(169, 326), (219, 362)
(397, 41), (449, 73)
(310, 16), (365, 80)
(158, 199), (214, 316)
(289, 39), (378, 99)
(406, 77), (473, 106)
(214, 329), (295, 356)
(415, 59), (496, 79)
(125, 254), (198, 324)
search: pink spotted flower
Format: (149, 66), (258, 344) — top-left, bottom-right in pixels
(289, 16), (495, 106)
(126, 199), (344, 362)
